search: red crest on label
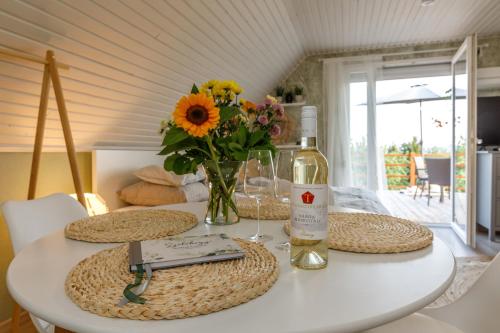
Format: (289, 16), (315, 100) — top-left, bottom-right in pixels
(301, 191), (315, 204)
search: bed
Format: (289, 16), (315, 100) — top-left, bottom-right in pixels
(92, 149), (389, 215)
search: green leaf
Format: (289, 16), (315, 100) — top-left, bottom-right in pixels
(164, 154), (178, 172)
(158, 137), (197, 155)
(231, 150), (248, 161)
(191, 84), (199, 94)
(162, 127), (189, 146)
(228, 142), (243, 152)
(173, 155), (194, 174)
(219, 105), (238, 123)
(249, 129), (266, 146)
(236, 126), (248, 146)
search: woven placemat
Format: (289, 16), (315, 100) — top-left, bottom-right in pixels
(284, 212), (433, 253)
(65, 240), (279, 320)
(65, 210), (198, 243)
(236, 197), (290, 220)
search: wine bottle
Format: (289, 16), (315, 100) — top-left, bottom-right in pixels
(290, 106), (329, 269)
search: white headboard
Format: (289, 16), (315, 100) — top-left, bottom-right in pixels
(92, 150), (164, 210)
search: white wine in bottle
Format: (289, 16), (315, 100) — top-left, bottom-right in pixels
(290, 106), (329, 270)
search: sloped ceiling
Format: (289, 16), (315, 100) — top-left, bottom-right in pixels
(0, 0), (500, 151)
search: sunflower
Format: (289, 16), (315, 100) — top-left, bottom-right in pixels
(173, 93), (220, 137)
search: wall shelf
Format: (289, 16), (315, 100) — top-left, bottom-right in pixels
(281, 101), (306, 107)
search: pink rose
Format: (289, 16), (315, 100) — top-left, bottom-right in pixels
(270, 124), (281, 136)
(257, 115), (269, 125)
(256, 103), (266, 111)
(264, 97), (273, 105)
(273, 103), (285, 118)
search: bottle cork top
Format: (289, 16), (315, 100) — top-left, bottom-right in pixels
(301, 105), (317, 119)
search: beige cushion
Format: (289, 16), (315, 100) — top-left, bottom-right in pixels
(134, 165), (205, 187)
(118, 181), (187, 206)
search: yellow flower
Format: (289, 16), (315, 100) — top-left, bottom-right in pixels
(200, 80), (219, 95)
(242, 100), (256, 112)
(229, 80), (243, 95)
(173, 93), (220, 137)
(266, 94), (277, 104)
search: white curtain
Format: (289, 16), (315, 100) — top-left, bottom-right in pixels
(324, 61), (352, 187)
(366, 65), (385, 191)
(324, 60), (384, 191)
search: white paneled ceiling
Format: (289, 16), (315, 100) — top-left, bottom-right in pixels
(0, 0), (499, 150)
(285, 0), (500, 53)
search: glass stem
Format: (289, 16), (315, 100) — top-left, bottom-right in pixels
(256, 198), (261, 238)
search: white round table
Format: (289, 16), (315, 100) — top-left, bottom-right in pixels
(7, 202), (456, 333)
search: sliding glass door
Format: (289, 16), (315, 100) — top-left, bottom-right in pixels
(451, 35), (477, 246)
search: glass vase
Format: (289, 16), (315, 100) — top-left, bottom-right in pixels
(203, 160), (242, 225)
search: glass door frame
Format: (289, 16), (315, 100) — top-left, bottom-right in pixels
(451, 34), (477, 247)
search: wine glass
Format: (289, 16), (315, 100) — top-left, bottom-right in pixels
(275, 149), (294, 203)
(244, 149), (275, 242)
(275, 149), (295, 250)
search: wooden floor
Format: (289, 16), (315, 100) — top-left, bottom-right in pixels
(378, 190), (500, 257)
(378, 189), (453, 224)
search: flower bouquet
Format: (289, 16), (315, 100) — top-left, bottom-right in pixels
(159, 80), (284, 225)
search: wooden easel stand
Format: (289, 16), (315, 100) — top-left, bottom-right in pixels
(0, 48), (83, 333)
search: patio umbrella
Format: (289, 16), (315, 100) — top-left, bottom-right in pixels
(378, 84), (442, 152)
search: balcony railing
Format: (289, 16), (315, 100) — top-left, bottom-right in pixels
(384, 152), (465, 190)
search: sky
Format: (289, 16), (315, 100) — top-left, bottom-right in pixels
(350, 75), (468, 152)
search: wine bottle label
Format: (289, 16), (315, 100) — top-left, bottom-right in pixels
(290, 184), (328, 240)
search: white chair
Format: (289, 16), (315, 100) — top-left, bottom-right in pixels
(366, 252), (500, 333)
(2, 193), (88, 333)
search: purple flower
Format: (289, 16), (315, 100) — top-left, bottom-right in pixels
(256, 103), (266, 111)
(257, 115), (269, 125)
(270, 124), (281, 136)
(273, 103), (285, 118)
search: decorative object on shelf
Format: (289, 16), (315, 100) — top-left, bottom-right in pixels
(294, 85), (304, 103)
(65, 209), (198, 242)
(65, 239), (279, 320)
(159, 80), (283, 225)
(284, 90), (294, 103)
(284, 212), (433, 253)
(275, 85), (284, 103)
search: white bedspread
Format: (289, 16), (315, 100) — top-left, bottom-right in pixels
(330, 186), (389, 215)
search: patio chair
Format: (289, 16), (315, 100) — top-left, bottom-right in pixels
(424, 157), (451, 206)
(413, 156), (428, 199)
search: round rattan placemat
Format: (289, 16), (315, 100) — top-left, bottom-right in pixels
(236, 197), (290, 220)
(65, 240), (279, 320)
(65, 210), (198, 243)
(284, 212), (433, 253)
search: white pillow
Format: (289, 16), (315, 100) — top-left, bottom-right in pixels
(134, 165), (205, 187)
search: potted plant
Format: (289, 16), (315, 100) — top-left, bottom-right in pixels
(284, 90), (294, 103)
(294, 85), (304, 103)
(275, 85), (284, 103)
(159, 80), (284, 225)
